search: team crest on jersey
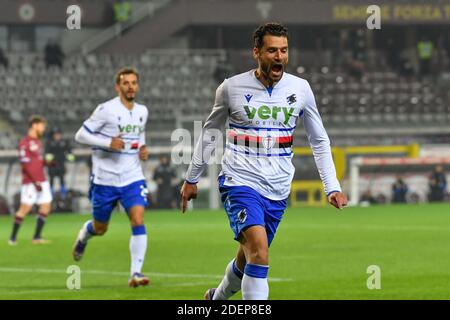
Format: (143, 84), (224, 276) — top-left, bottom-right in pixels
(286, 94), (297, 105)
(262, 135), (275, 151)
(244, 94), (253, 103)
(237, 209), (247, 224)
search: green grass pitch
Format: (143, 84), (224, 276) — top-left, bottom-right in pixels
(1, 203), (450, 300)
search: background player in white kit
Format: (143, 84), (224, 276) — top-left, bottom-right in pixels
(72, 67), (150, 287)
(180, 23), (348, 300)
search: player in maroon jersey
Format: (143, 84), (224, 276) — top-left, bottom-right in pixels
(8, 115), (53, 245)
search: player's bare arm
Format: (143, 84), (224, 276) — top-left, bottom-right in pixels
(180, 182), (197, 213)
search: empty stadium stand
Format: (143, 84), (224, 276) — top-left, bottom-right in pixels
(1, 47), (448, 149)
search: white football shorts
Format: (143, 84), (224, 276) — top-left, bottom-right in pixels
(20, 181), (53, 206)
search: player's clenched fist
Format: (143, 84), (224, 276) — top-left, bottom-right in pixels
(34, 182), (43, 192)
(327, 191), (348, 210)
(110, 136), (125, 151)
(139, 145), (148, 161)
(180, 182), (198, 213)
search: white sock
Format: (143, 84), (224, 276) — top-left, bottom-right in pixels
(130, 225), (147, 275)
(242, 264), (269, 300)
(213, 259), (244, 300)
(78, 220), (95, 244)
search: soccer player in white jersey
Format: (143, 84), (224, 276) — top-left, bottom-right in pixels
(72, 67), (150, 287)
(180, 23), (348, 300)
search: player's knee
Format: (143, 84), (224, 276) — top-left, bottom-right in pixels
(248, 247), (269, 265)
(16, 205), (31, 217)
(94, 225), (108, 235)
(130, 216), (144, 226)
(129, 207), (145, 226)
(15, 211), (27, 219)
(39, 209), (50, 216)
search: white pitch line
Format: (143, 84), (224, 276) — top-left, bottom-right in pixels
(299, 224), (450, 232)
(0, 282), (215, 296)
(0, 267), (292, 282)
(0, 289), (74, 296)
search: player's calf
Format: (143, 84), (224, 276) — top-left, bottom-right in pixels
(72, 220), (97, 261)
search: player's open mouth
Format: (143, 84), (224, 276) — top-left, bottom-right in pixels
(271, 64), (283, 77)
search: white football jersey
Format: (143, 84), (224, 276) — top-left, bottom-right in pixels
(185, 70), (341, 200)
(79, 97), (148, 187)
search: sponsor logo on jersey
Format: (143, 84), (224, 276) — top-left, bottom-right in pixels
(243, 105), (295, 125)
(244, 94), (253, 103)
(118, 124), (145, 134)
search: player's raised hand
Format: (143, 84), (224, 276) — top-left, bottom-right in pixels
(180, 182), (198, 213)
(139, 145), (148, 161)
(328, 191), (348, 210)
(110, 136), (125, 151)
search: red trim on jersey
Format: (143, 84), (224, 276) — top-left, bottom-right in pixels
(227, 131), (293, 146)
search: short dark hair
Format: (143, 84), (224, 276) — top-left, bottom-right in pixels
(253, 22), (288, 49)
(115, 67), (139, 84)
(28, 115), (46, 128)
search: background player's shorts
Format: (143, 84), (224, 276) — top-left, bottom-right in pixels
(20, 181), (53, 206)
(90, 180), (148, 223)
(218, 175), (287, 246)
